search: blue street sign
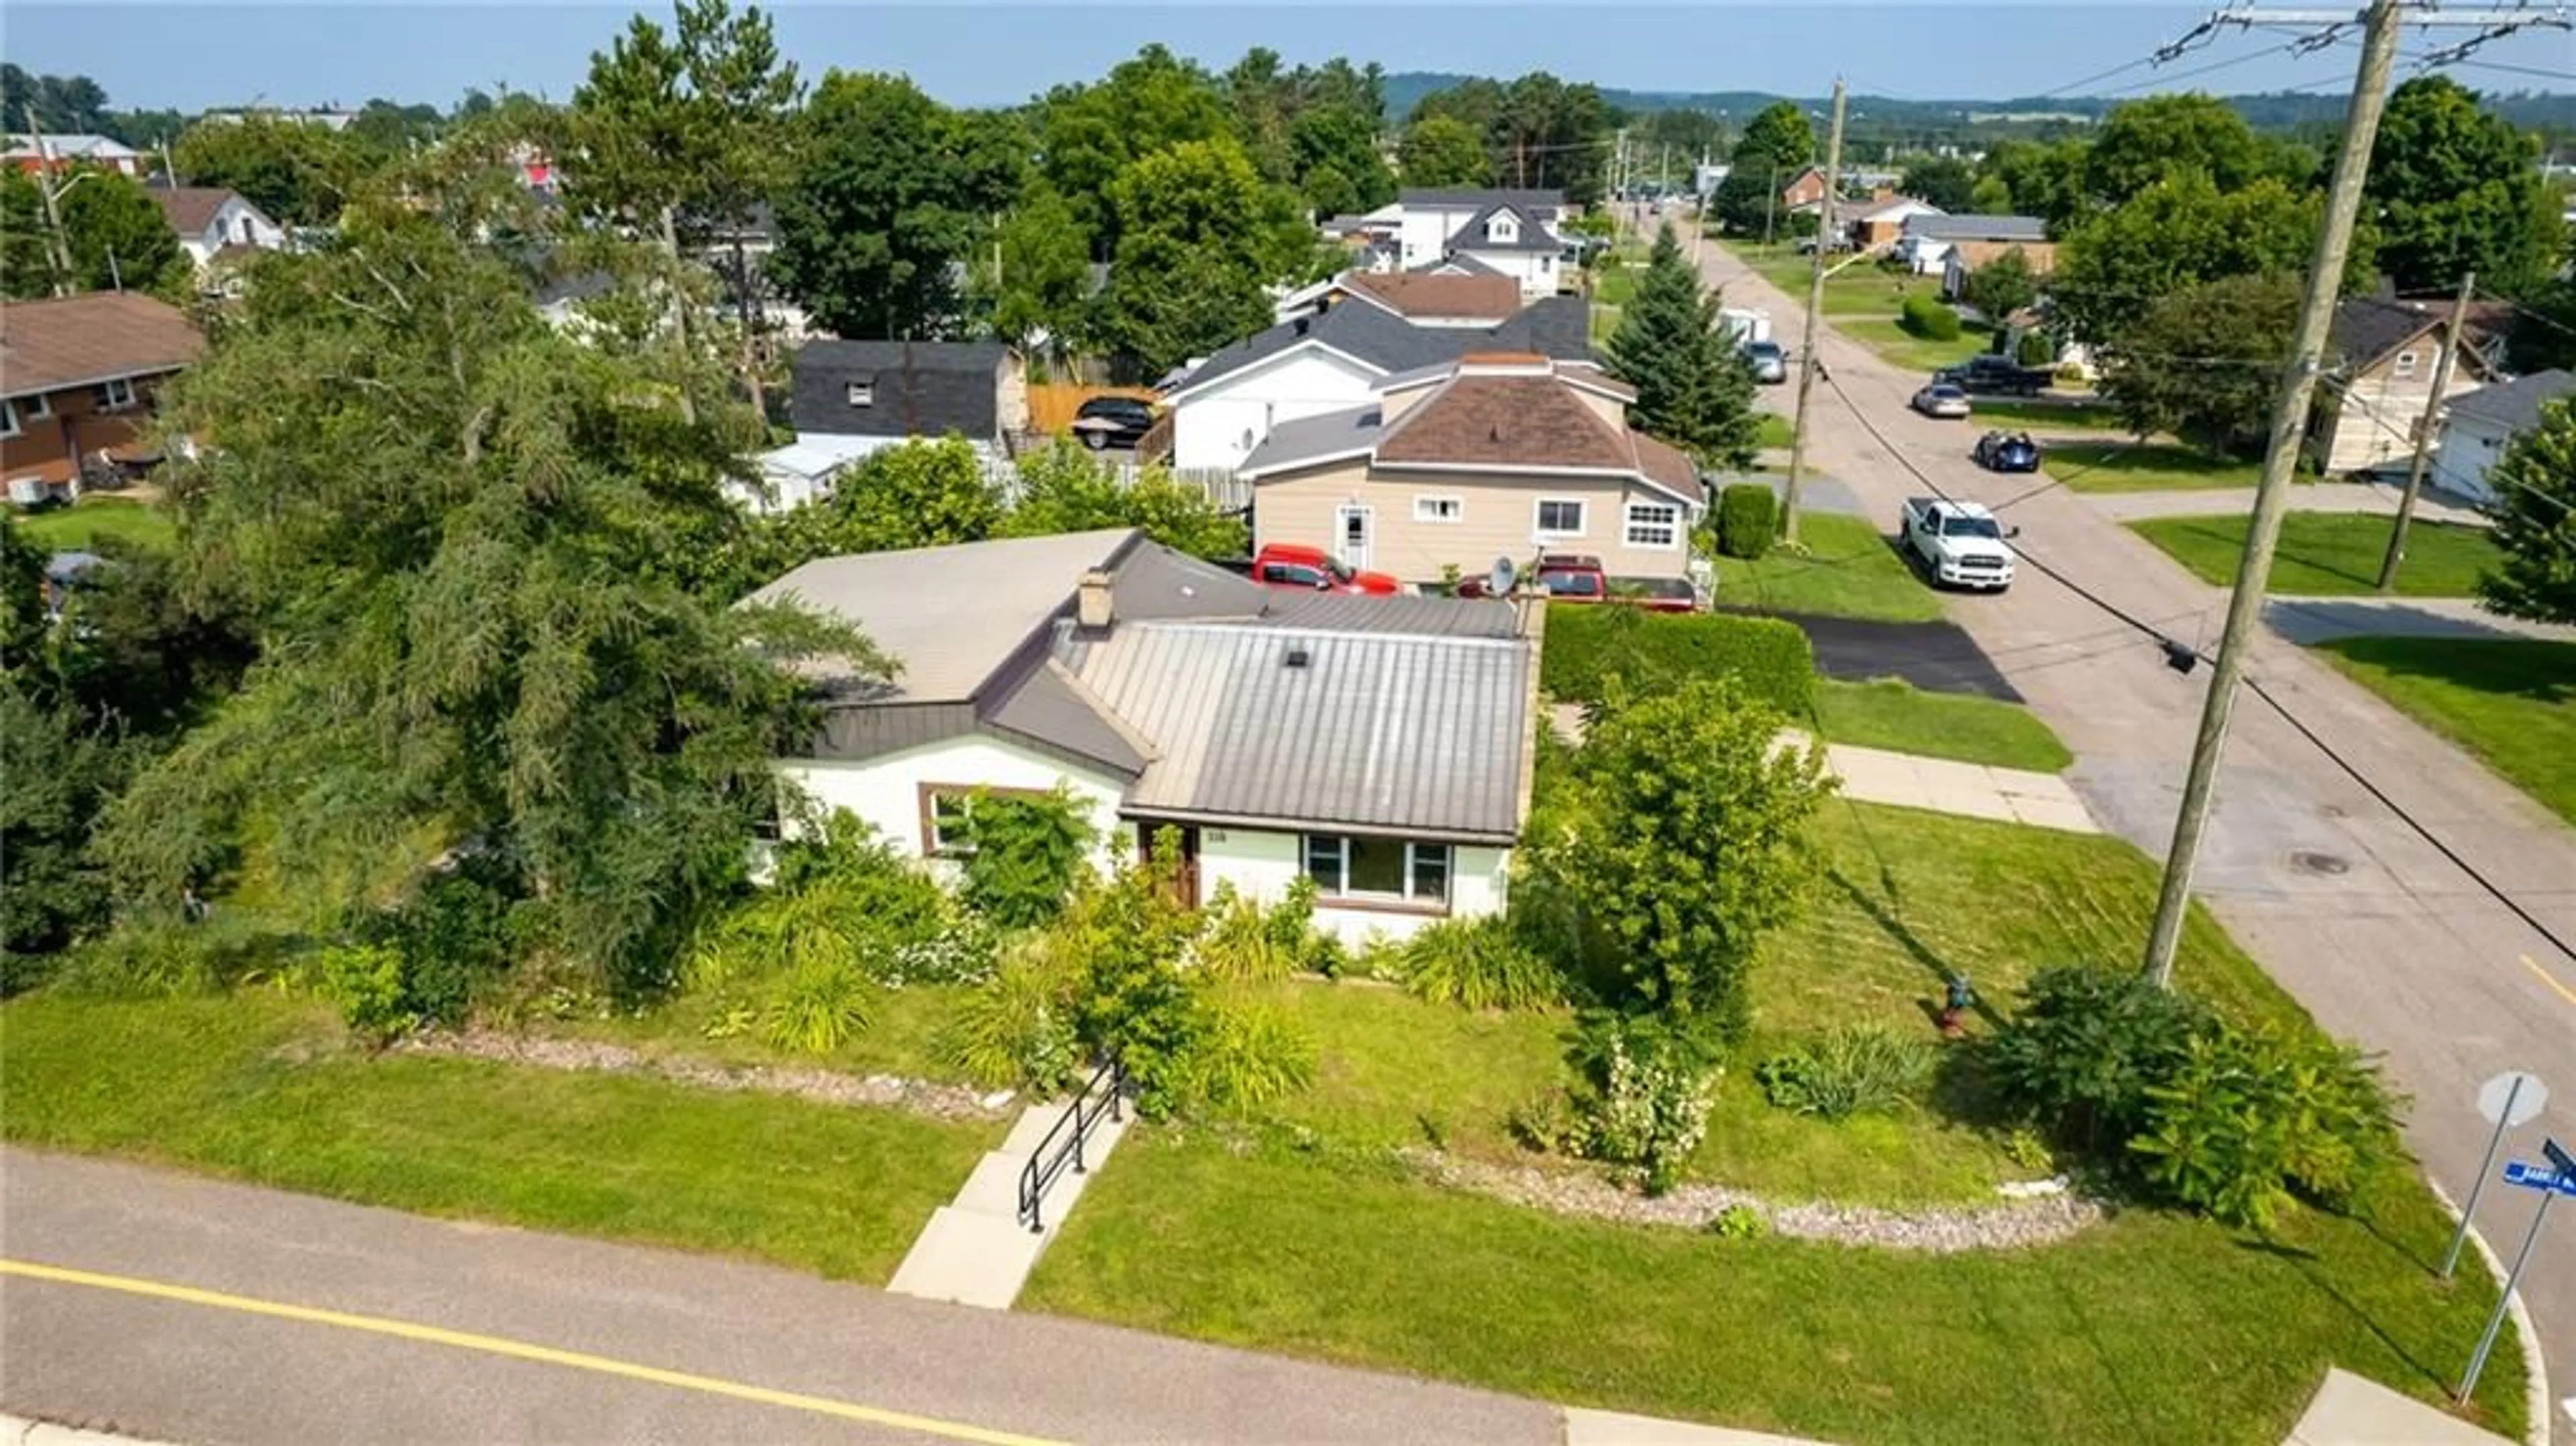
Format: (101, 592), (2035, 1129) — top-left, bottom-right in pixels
(2502, 1160), (2576, 1197)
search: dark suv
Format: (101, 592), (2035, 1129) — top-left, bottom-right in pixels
(1072, 395), (1156, 451)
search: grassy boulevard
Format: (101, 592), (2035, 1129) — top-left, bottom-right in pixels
(2131, 514), (2500, 597)
(2316, 635), (2575, 826)
(1, 797), (2526, 1443)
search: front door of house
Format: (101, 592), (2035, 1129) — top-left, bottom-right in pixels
(1136, 823), (1201, 909)
(1334, 504), (1373, 572)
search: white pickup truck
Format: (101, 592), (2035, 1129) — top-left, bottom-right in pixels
(1900, 496), (2017, 592)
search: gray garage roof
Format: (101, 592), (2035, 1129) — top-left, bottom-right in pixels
(2448, 369), (2574, 433)
(1169, 294), (1592, 400)
(1902, 214), (2048, 243)
(1056, 620), (1531, 842)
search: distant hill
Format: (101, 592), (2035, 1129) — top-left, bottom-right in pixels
(1381, 72), (2576, 135)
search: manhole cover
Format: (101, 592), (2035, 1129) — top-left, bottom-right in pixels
(2290, 850), (2351, 877)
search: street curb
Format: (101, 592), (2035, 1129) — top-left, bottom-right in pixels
(2428, 1173), (2554, 1446)
(1, 1414), (172, 1445)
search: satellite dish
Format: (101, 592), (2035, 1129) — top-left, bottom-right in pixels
(1487, 555), (1517, 598)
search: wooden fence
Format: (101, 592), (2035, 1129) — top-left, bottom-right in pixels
(1026, 383), (1157, 437)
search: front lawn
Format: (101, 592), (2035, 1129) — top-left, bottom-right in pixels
(2314, 636), (2576, 826)
(1024, 1133), (2518, 1446)
(2129, 513), (2499, 598)
(1809, 677), (2075, 773)
(0, 993), (1000, 1285)
(1021, 803), (2522, 1444)
(1754, 412), (1795, 451)
(11, 497), (176, 551)
(1713, 511), (1942, 623)
(1965, 397), (2129, 434)
(1838, 316), (1991, 374)
(2047, 441), (2273, 492)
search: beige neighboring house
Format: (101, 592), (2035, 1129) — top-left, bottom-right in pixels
(1240, 353), (1705, 584)
(2308, 296), (2499, 476)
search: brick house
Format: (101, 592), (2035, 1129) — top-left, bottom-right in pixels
(1, 292), (204, 496)
(1779, 166), (1830, 215)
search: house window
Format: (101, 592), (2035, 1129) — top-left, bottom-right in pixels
(1413, 495), (1464, 524)
(95, 378), (138, 412)
(21, 392), (49, 420)
(923, 789), (977, 855)
(846, 377), (875, 407)
(2393, 351), (2420, 381)
(0, 401), (17, 439)
(1301, 834), (1452, 908)
(239, 215), (255, 244)
(1625, 501), (1682, 549)
(1535, 498), (1587, 537)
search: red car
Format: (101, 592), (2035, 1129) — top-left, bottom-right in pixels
(1246, 543), (1401, 595)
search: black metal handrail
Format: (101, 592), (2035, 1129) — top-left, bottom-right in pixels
(1017, 1056), (1126, 1234)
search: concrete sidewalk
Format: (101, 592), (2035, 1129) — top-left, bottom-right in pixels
(888, 1093), (1132, 1311)
(2083, 480), (2490, 526)
(1785, 730), (2100, 834)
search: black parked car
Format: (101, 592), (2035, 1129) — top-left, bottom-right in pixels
(1071, 395), (1157, 451)
(1973, 430), (2043, 473)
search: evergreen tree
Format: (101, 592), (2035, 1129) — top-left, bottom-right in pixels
(2478, 396), (2576, 626)
(1602, 223), (1760, 469)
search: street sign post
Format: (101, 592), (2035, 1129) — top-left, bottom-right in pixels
(2445, 1071), (2548, 1279)
(2461, 1138), (2569, 1405)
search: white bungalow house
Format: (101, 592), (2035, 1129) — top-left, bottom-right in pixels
(147, 187), (286, 269)
(747, 529), (1538, 944)
(1385, 188), (1566, 271)
(2432, 368), (2573, 505)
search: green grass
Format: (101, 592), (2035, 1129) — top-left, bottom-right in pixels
(2315, 636), (2576, 826)
(11, 497), (175, 551)
(1962, 397), (2129, 434)
(2128, 514), (2500, 598)
(1809, 677), (2076, 773)
(537, 981), (972, 1082)
(1024, 1134), (2521, 1446)
(1022, 802), (2524, 1443)
(1713, 511), (1941, 623)
(2047, 441), (2274, 493)
(1837, 317), (1992, 374)
(1753, 412), (1795, 451)
(0, 993), (1000, 1285)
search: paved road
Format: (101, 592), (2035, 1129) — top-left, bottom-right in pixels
(1701, 235), (2576, 1439)
(0, 1150), (1560, 1446)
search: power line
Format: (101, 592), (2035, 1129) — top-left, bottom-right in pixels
(1812, 366), (2576, 968)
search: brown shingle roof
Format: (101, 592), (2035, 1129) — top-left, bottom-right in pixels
(1373, 362), (1705, 505)
(0, 292), (203, 399)
(148, 186), (242, 235)
(1343, 271), (1521, 321)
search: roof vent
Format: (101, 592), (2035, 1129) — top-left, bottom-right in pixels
(1283, 645), (1313, 670)
(1295, 315), (1310, 336)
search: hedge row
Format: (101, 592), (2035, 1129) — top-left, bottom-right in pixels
(1542, 605), (1816, 716)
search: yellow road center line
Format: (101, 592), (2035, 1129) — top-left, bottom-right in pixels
(2525, 954), (2576, 1008)
(0, 1259), (1068, 1446)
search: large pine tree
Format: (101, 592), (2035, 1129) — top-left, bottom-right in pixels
(1603, 223), (1760, 471)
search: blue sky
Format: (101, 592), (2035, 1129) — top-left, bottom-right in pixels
(4, 3), (2569, 114)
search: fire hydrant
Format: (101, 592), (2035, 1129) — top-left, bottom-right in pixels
(1939, 973), (1976, 1039)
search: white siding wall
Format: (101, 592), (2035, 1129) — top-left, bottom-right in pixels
(1399, 207), (1466, 267)
(1454, 247), (1558, 300)
(2434, 414), (2514, 505)
(775, 734), (1130, 883)
(1257, 459), (1697, 583)
(1170, 347), (1384, 472)
(1197, 827), (1511, 947)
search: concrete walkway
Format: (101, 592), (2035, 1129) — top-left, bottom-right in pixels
(888, 1095), (1132, 1311)
(2285, 1370), (2513, 1446)
(2264, 596), (2576, 647)
(1785, 730), (2100, 834)
(2084, 480), (2491, 526)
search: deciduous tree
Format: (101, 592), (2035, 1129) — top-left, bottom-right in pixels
(1093, 138), (1308, 378)
(1000, 440), (1247, 558)
(2477, 396), (2576, 625)
(1525, 675), (1834, 1045)
(1713, 102), (1813, 236)
(1399, 114), (1491, 188)
(96, 203), (873, 996)
(1960, 247), (2038, 329)
(1603, 222), (1762, 469)
(971, 183), (1093, 355)
(2098, 271), (2299, 457)
(2368, 76), (2561, 296)
(2084, 94), (2267, 206)
(56, 169), (188, 296)
(2053, 174), (2363, 345)
(172, 113), (369, 227)
(1899, 156), (1976, 213)
(1038, 46), (1233, 258)
(1288, 103), (1393, 217)
(770, 72), (1016, 339)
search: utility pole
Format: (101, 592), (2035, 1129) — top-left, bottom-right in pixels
(1780, 78), (1847, 547)
(2142, 0), (2402, 984)
(2376, 270), (2473, 592)
(23, 106), (73, 296)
